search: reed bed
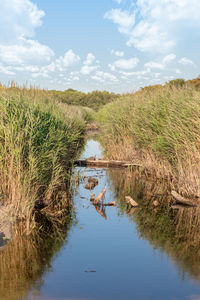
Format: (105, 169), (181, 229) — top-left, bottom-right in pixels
(97, 85), (200, 197)
(0, 84), (87, 231)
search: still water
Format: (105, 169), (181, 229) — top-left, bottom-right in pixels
(1, 139), (200, 300)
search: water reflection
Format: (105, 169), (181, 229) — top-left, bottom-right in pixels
(0, 216), (73, 300)
(108, 169), (200, 282)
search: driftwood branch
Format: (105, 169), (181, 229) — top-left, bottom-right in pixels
(103, 201), (116, 207)
(95, 187), (106, 205)
(171, 191), (198, 207)
(125, 196), (139, 207)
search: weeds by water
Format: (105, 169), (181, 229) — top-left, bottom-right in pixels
(97, 85), (200, 197)
(0, 84), (87, 231)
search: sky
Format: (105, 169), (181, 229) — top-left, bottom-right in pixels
(0, 0), (200, 93)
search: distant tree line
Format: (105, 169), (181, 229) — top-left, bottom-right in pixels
(50, 89), (119, 111)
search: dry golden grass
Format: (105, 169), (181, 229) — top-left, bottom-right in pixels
(97, 85), (200, 197)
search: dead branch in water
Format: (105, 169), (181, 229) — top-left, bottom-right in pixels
(171, 191), (198, 207)
(95, 187), (106, 205)
(125, 196), (139, 207)
(103, 201), (116, 207)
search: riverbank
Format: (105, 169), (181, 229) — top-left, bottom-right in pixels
(96, 85), (200, 198)
(1, 138), (200, 300)
(0, 85), (88, 232)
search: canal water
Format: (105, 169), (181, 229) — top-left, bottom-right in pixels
(1, 138), (200, 300)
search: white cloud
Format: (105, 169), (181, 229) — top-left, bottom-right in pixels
(105, 1), (200, 53)
(32, 72), (49, 78)
(145, 61), (165, 70)
(0, 0), (55, 73)
(111, 49), (124, 57)
(60, 50), (80, 68)
(104, 9), (135, 34)
(83, 53), (96, 66)
(0, 38), (54, 65)
(92, 71), (118, 83)
(109, 57), (139, 70)
(178, 57), (195, 66)
(163, 53), (176, 65)
(80, 65), (99, 75)
(0, 63), (15, 75)
(0, 0), (45, 43)
(80, 53), (99, 75)
(118, 69), (150, 77)
(145, 53), (176, 70)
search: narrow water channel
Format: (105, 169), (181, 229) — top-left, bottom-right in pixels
(1, 138), (200, 300)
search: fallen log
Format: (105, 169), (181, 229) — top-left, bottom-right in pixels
(125, 196), (139, 207)
(171, 191), (198, 207)
(95, 187), (106, 204)
(103, 201), (116, 207)
(171, 205), (186, 210)
(75, 159), (142, 168)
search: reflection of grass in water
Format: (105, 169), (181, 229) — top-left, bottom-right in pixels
(108, 169), (200, 282)
(0, 214), (73, 300)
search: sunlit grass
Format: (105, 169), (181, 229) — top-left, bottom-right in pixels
(97, 85), (200, 196)
(0, 84), (87, 230)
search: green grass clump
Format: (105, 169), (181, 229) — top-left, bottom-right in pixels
(0, 86), (85, 228)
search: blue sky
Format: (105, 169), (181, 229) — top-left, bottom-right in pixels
(0, 0), (200, 93)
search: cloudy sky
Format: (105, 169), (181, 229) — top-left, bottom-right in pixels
(0, 0), (199, 93)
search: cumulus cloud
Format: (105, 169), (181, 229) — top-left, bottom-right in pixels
(58, 50), (80, 68)
(0, 0), (56, 76)
(0, 38), (54, 65)
(92, 71), (118, 83)
(0, 1), (80, 78)
(111, 49), (124, 57)
(105, 0), (200, 53)
(109, 57), (139, 70)
(145, 53), (176, 70)
(80, 65), (99, 75)
(80, 53), (99, 75)
(163, 53), (176, 65)
(178, 57), (196, 66)
(104, 9), (135, 34)
(83, 53), (96, 66)
(0, 0), (45, 43)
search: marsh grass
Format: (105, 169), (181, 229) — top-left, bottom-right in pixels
(0, 84), (87, 230)
(97, 86), (200, 197)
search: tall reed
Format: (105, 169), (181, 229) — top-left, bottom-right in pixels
(0, 85), (86, 230)
(97, 85), (200, 196)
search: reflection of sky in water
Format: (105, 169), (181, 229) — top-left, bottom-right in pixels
(80, 139), (103, 159)
(24, 139), (200, 300)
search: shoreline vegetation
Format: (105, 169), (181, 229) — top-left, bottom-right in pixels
(0, 77), (200, 233)
(96, 78), (200, 199)
(0, 83), (90, 232)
